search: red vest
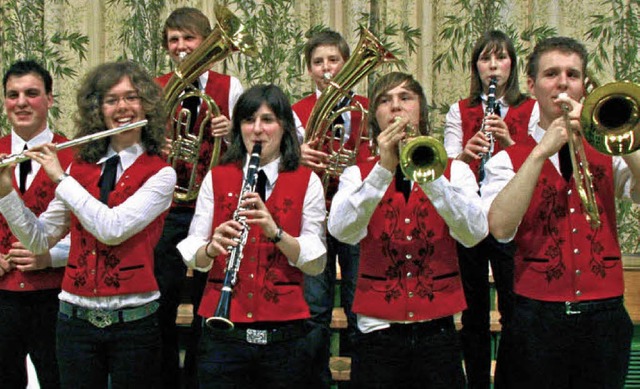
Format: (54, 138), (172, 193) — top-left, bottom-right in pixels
(293, 93), (372, 203)
(0, 134), (74, 291)
(353, 160), (467, 321)
(198, 163), (312, 323)
(459, 97), (536, 180)
(62, 154), (169, 297)
(156, 70), (232, 206)
(506, 137), (623, 301)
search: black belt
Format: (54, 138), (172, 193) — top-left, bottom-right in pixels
(208, 320), (308, 345)
(388, 316), (455, 334)
(516, 295), (623, 316)
(59, 300), (159, 328)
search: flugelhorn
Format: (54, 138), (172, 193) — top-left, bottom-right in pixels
(206, 143), (262, 331)
(398, 118), (448, 184)
(0, 120), (148, 168)
(304, 26), (397, 191)
(164, 5), (257, 203)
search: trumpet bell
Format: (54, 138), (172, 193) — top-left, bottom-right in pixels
(399, 136), (448, 184)
(582, 81), (640, 155)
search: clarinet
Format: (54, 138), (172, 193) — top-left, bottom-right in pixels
(478, 77), (498, 182)
(205, 143), (262, 330)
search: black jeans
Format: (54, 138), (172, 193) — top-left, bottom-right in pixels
(0, 289), (60, 389)
(351, 316), (465, 389)
(457, 235), (515, 389)
(495, 295), (632, 389)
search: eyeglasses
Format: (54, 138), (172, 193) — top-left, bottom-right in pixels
(103, 94), (141, 107)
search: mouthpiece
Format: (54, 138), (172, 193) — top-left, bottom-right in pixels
(323, 72), (332, 81)
(178, 52), (187, 61)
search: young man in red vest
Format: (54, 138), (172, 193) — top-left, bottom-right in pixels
(328, 72), (488, 388)
(0, 61), (175, 388)
(0, 60), (74, 389)
(292, 29), (370, 387)
(443, 30), (538, 389)
(154, 7), (244, 388)
(177, 84), (327, 388)
(483, 36), (640, 388)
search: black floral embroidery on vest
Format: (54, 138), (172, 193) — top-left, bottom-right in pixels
(260, 202), (295, 304)
(534, 178), (567, 282)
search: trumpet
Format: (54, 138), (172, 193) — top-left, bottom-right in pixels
(0, 120), (148, 168)
(398, 118), (448, 184)
(206, 143), (262, 331)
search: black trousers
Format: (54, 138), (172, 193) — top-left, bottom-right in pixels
(457, 235), (515, 389)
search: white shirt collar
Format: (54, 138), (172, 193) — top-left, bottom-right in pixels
(11, 127), (54, 153)
(99, 143), (144, 171)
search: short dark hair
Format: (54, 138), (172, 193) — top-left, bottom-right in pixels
(526, 36), (588, 80)
(469, 30), (526, 107)
(369, 72), (430, 143)
(74, 61), (166, 163)
(3, 60), (53, 96)
(303, 30), (350, 70)
(162, 7), (212, 50)
(222, 84), (300, 172)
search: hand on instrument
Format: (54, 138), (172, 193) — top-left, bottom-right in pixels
(301, 138), (329, 170)
(208, 219), (244, 258)
(239, 192), (279, 239)
(0, 153), (15, 197)
(377, 116), (408, 172)
(458, 131), (491, 163)
(26, 144), (65, 184)
(161, 137), (173, 159)
(484, 114), (514, 148)
(537, 93), (582, 159)
(6, 241), (51, 272)
(210, 115), (231, 139)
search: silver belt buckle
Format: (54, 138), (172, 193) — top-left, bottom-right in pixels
(246, 328), (268, 345)
(565, 302), (581, 315)
(87, 309), (114, 328)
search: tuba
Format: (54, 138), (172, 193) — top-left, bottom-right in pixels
(398, 119), (448, 184)
(163, 5), (257, 202)
(304, 26), (397, 190)
(561, 74), (640, 229)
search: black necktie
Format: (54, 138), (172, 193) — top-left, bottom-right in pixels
(256, 170), (268, 202)
(182, 80), (200, 132)
(395, 166), (411, 202)
(99, 155), (120, 204)
(493, 103), (501, 118)
(331, 95), (352, 138)
(559, 144), (573, 182)
(19, 144), (31, 194)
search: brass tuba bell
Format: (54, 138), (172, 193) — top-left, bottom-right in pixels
(304, 26), (397, 191)
(163, 5), (257, 202)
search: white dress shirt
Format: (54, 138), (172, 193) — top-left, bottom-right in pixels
(177, 156), (328, 276)
(10, 127), (69, 268)
(327, 160), (488, 333)
(481, 124), (636, 243)
(443, 94), (540, 158)
(0, 143), (177, 309)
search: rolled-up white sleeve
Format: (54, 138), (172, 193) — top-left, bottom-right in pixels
(292, 171), (327, 275)
(421, 160), (488, 247)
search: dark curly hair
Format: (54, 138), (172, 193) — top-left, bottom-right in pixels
(222, 84), (300, 172)
(73, 61), (166, 163)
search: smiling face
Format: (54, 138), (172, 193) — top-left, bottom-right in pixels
(527, 49), (585, 129)
(240, 103), (284, 166)
(4, 73), (53, 140)
(166, 28), (205, 65)
(101, 76), (144, 150)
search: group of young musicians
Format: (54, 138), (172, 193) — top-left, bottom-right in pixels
(0, 5), (637, 389)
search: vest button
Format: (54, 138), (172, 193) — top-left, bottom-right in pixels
(250, 237), (256, 243)
(19, 282), (25, 289)
(408, 292), (414, 298)
(406, 236), (412, 241)
(249, 273), (255, 279)
(228, 192), (234, 197)
(404, 218), (411, 224)
(91, 250), (96, 256)
(91, 269), (96, 275)
(570, 208), (575, 214)
(407, 272), (413, 278)
(93, 288), (98, 294)
(248, 292), (253, 299)
(575, 290), (582, 297)
(408, 312), (414, 318)
(572, 228), (578, 234)
(573, 248), (580, 255)
(247, 312), (253, 318)
(575, 269), (582, 276)
(567, 189), (572, 196)
(405, 254), (412, 260)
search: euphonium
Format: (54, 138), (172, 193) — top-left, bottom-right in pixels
(398, 118), (448, 184)
(206, 143), (262, 331)
(304, 26), (397, 190)
(164, 5), (257, 202)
